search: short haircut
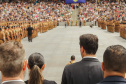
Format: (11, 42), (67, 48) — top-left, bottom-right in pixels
(71, 55), (75, 60)
(103, 45), (126, 73)
(79, 34), (98, 55)
(0, 41), (25, 77)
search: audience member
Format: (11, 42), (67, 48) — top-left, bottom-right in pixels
(98, 45), (126, 84)
(0, 41), (27, 84)
(67, 55), (75, 65)
(61, 34), (104, 84)
(25, 52), (57, 84)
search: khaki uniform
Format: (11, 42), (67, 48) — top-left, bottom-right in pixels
(67, 61), (75, 65)
(67, 21), (69, 26)
(107, 21), (115, 33)
(71, 20), (73, 26)
(120, 25), (126, 39)
(115, 21), (120, 32)
(0, 30), (5, 44)
(4, 30), (10, 41)
(76, 20), (78, 26)
(84, 20), (86, 26)
(8, 28), (14, 40)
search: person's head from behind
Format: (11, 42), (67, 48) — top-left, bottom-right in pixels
(0, 41), (27, 80)
(79, 34), (98, 58)
(71, 55), (75, 61)
(102, 45), (126, 78)
(27, 53), (45, 84)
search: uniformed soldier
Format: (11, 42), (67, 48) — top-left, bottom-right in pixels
(71, 20), (73, 26)
(8, 26), (13, 40)
(84, 19), (86, 26)
(76, 20), (78, 26)
(0, 28), (5, 44)
(4, 27), (10, 42)
(67, 20), (69, 26)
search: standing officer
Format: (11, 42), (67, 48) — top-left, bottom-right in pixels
(27, 23), (33, 42)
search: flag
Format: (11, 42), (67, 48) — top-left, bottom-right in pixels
(65, 0), (86, 4)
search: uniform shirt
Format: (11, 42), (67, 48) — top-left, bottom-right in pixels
(67, 60), (75, 65)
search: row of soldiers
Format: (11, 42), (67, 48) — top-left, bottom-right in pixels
(98, 19), (126, 39)
(65, 20), (86, 26)
(0, 20), (58, 44)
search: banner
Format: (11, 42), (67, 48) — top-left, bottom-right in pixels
(65, 0), (86, 4)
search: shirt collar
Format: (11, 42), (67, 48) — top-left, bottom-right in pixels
(2, 80), (24, 84)
(83, 56), (97, 59)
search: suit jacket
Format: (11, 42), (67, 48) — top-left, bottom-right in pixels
(27, 27), (33, 35)
(25, 79), (57, 84)
(61, 58), (104, 84)
(0, 78), (2, 84)
(97, 76), (126, 84)
(2, 81), (25, 84)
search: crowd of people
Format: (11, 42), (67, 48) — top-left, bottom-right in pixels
(0, 1), (74, 44)
(0, 1), (73, 22)
(0, 1), (126, 84)
(77, 1), (126, 26)
(0, 34), (126, 84)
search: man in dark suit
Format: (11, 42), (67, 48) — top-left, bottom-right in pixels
(0, 41), (27, 84)
(98, 45), (126, 84)
(27, 23), (33, 42)
(61, 34), (104, 84)
(0, 73), (2, 84)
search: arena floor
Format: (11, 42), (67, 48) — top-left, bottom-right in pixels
(0, 26), (126, 84)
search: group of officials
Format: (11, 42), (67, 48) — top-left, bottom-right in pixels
(0, 34), (126, 84)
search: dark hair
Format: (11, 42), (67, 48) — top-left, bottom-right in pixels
(71, 55), (75, 60)
(103, 45), (126, 73)
(28, 53), (45, 84)
(79, 34), (98, 54)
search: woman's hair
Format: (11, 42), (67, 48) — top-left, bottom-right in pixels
(28, 52), (45, 84)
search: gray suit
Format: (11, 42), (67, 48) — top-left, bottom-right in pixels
(61, 58), (104, 84)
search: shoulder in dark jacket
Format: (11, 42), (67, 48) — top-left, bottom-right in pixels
(25, 79), (57, 84)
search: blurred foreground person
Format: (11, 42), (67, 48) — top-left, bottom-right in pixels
(62, 34), (104, 84)
(25, 53), (57, 84)
(0, 41), (27, 84)
(98, 45), (126, 84)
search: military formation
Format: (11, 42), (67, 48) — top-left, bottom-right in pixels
(0, 20), (58, 44)
(0, 1), (74, 44)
